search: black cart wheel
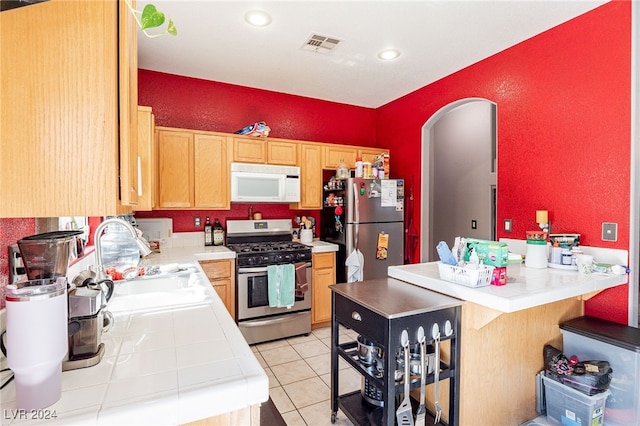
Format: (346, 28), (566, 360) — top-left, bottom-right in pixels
(331, 412), (337, 423)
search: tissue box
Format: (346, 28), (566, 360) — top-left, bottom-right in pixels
(464, 239), (509, 267)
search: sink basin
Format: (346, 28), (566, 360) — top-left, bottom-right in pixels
(108, 272), (210, 313)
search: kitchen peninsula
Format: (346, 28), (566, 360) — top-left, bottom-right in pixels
(387, 261), (628, 426)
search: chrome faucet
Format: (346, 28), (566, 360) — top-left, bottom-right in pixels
(93, 218), (152, 282)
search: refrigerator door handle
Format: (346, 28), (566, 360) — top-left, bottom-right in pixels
(353, 182), (360, 249)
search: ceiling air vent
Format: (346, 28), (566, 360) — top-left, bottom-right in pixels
(302, 34), (342, 54)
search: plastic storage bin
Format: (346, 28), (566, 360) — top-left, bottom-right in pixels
(561, 316), (640, 426)
(542, 375), (609, 426)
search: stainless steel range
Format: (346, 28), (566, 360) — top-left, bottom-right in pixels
(226, 219), (312, 344)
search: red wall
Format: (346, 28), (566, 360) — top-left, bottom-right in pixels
(138, 70), (378, 145)
(376, 1), (631, 323)
(135, 70), (380, 232)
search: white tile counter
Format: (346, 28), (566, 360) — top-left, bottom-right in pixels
(301, 240), (339, 253)
(388, 261), (628, 313)
(0, 243), (270, 425)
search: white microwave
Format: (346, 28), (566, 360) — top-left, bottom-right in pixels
(230, 163), (300, 203)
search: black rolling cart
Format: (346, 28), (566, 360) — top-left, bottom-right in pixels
(330, 278), (462, 426)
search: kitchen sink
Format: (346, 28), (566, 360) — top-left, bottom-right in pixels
(108, 271), (210, 313)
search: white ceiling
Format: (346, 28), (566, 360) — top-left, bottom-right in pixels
(137, 0), (607, 108)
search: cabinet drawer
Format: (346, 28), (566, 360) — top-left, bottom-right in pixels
(313, 252), (335, 270)
(199, 260), (232, 279)
(334, 293), (386, 345)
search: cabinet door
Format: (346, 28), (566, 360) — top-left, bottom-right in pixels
(323, 145), (357, 170)
(233, 137), (266, 163)
(293, 144), (323, 209)
(358, 148), (388, 164)
(118, 0), (139, 206)
(157, 130), (194, 208)
(194, 134), (230, 209)
(0, 0), (120, 217)
(312, 252), (336, 324)
(267, 141), (297, 165)
(199, 260), (235, 319)
(136, 106), (154, 211)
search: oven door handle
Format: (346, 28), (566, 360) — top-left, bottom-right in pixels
(238, 262), (312, 275)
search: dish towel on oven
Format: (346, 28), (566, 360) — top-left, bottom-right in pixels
(267, 264), (295, 308)
(294, 262), (308, 298)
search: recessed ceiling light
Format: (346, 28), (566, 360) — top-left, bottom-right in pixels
(377, 49), (400, 61)
(244, 10), (272, 27)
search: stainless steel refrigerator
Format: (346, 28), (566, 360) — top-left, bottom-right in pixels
(321, 177), (404, 283)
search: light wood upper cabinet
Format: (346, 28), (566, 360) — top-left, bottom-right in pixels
(358, 148), (389, 164)
(233, 137), (266, 163)
(118, 0), (139, 206)
(157, 130), (194, 208)
(322, 145), (358, 170)
(267, 140), (298, 165)
(156, 127), (231, 210)
(291, 144), (323, 210)
(194, 134), (230, 209)
(136, 106), (155, 211)
(0, 0), (134, 217)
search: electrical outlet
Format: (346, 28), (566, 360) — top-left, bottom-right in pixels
(602, 222), (617, 242)
(194, 216), (201, 228)
(504, 219), (512, 232)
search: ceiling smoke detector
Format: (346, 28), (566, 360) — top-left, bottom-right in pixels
(302, 34), (342, 54)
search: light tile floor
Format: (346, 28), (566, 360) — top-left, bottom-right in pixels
(251, 326), (358, 426)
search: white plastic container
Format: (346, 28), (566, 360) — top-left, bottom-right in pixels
(525, 240), (548, 269)
(6, 277), (68, 410)
(542, 375), (609, 426)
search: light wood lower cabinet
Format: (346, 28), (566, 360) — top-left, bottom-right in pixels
(199, 259), (235, 319)
(312, 252), (336, 326)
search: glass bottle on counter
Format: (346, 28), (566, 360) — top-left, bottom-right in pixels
(213, 219), (225, 246)
(204, 217), (213, 246)
(336, 158), (349, 180)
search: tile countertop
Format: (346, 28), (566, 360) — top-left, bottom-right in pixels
(0, 233), (340, 425)
(0, 242), (246, 425)
(387, 262), (628, 313)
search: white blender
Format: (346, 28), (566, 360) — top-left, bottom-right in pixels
(5, 231), (80, 410)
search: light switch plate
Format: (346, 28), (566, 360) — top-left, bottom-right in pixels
(504, 219), (512, 232)
(602, 222), (617, 242)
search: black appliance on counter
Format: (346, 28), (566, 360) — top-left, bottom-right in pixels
(226, 219), (313, 344)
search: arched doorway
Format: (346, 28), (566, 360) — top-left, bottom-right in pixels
(421, 98), (497, 262)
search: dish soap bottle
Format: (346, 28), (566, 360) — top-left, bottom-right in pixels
(204, 217), (213, 246)
(213, 219), (225, 246)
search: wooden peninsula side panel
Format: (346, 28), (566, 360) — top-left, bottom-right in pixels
(457, 298), (583, 425)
